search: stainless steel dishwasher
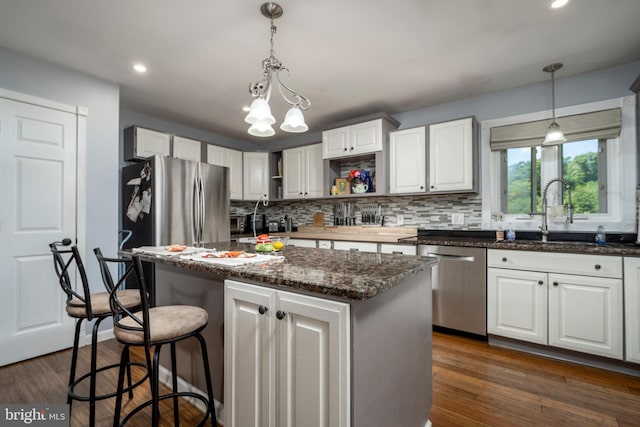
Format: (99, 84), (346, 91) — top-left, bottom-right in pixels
(419, 245), (487, 336)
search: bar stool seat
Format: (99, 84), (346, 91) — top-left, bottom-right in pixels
(94, 248), (216, 427)
(49, 240), (147, 426)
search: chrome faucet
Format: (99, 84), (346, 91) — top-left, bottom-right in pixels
(529, 178), (574, 242)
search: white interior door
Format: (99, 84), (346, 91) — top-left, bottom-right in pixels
(0, 96), (77, 366)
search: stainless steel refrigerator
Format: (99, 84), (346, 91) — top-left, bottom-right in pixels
(121, 155), (230, 298)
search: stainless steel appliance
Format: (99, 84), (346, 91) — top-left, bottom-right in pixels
(121, 155), (229, 299)
(267, 220), (279, 233)
(230, 214), (245, 234)
(419, 245), (487, 336)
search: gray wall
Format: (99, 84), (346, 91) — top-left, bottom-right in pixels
(0, 46), (120, 293)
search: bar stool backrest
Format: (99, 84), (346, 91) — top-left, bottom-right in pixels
(49, 241), (94, 319)
(93, 248), (151, 346)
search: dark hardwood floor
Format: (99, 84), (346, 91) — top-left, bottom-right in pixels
(1, 331), (639, 426)
(431, 331), (640, 427)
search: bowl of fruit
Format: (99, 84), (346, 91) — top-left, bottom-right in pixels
(254, 234), (287, 253)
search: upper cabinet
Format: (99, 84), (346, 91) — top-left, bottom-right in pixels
(207, 145), (243, 200)
(389, 127), (426, 194)
(283, 144), (323, 199)
(172, 136), (202, 161)
(243, 152), (269, 201)
(428, 117), (477, 193)
(124, 126), (172, 161)
(322, 119), (385, 159)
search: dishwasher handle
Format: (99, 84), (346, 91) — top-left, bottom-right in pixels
(425, 253), (475, 262)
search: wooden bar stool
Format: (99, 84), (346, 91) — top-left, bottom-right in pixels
(49, 239), (145, 426)
(93, 248), (216, 426)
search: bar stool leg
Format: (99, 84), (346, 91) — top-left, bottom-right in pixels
(170, 342), (180, 427)
(196, 333), (217, 425)
(68, 319), (83, 407)
(152, 346), (162, 426)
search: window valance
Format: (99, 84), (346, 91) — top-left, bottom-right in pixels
(490, 108), (622, 151)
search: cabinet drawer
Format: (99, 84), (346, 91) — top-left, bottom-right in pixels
(487, 249), (622, 279)
(380, 244), (417, 255)
(333, 241), (378, 253)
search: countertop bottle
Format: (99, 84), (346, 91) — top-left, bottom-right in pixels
(506, 225), (516, 242)
(496, 224), (504, 242)
(595, 225), (606, 245)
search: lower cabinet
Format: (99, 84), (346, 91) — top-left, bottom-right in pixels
(624, 257), (640, 363)
(287, 238), (317, 248)
(332, 240), (378, 253)
(224, 280), (350, 427)
(487, 250), (623, 359)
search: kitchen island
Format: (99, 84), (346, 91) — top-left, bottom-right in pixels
(132, 242), (436, 427)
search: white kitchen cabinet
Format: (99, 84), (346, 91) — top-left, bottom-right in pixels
(322, 119), (384, 159)
(389, 127), (426, 194)
(333, 240), (378, 253)
(380, 243), (417, 256)
(624, 257), (640, 363)
(487, 249), (623, 359)
(428, 117), (475, 193)
(488, 267), (547, 344)
(243, 152), (270, 201)
(172, 135), (201, 161)
(287, 238), (316, 248)
(123, 126), (172, 160)
(207, 145), (243, 200)
(224, 280), (350, 427)
(282, 143), (323, 199)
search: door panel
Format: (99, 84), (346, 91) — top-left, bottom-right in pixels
(0, 97), (77, 366)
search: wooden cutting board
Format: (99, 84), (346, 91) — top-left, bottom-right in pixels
(313, 212), (324, 226)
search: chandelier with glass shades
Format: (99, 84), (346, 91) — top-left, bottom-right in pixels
(542, 62), (566, 145)
(244, 2), (310, 137)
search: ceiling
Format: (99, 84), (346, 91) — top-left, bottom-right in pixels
(1, 0), (639, 142)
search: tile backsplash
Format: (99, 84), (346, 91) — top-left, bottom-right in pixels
(231, 193), (483, 230)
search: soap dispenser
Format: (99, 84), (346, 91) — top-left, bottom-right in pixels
(595, 225), (606, 245)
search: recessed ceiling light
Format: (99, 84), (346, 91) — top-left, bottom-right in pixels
(133, 63), (147, 73)
(242, 106), (251, 112)
(550, 0), (569, 9)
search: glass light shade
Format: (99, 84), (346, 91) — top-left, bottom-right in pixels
(248, 119), (275, 137)
(543, 121), (567, 145)
(244, 98), (275, 125)
(280, 106), (309, 133)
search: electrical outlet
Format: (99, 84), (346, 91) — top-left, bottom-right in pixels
(396, 214), (404, 225)
(451, 213), (464, 225)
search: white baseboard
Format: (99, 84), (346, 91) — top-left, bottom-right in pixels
(78, 327), (115, 347)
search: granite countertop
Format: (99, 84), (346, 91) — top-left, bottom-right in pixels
(399, 235), (640, 256)
(130, 242), (436, 300)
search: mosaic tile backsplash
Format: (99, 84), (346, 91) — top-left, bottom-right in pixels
(231, 192), (483, 230)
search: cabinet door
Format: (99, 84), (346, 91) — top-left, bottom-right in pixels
(333, 240), (378, 253)
(172, 136), (201, 161)
(322, 127), (349, 159)
(305, 144), (324, 198)
(428, 117), (474, 193)
(389, 127), (426, 194)
(548, 273), (623, 359)
(350, 120), (382, 156)
(380, 244), (417, 255)
(243, 152), (269, 201)
(136, 127), (171, 158)
(224, 280), (277, 427)
(624, 257), (640, 363)
(276, 291), (350, 427)
(207, 145), (243, 200)
(282, 147), (304, 199)
(487, 268), (547, 345)
(287, 238), (316, 248)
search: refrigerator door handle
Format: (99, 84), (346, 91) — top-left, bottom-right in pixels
(192, 174), (200, 245)
(198, 174), (205, 244)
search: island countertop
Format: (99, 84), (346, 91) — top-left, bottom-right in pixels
(129, 242), (436, 300)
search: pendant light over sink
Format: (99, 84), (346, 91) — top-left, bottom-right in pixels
(542, 62), (567, 145)
(245, 2), (310, 137)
